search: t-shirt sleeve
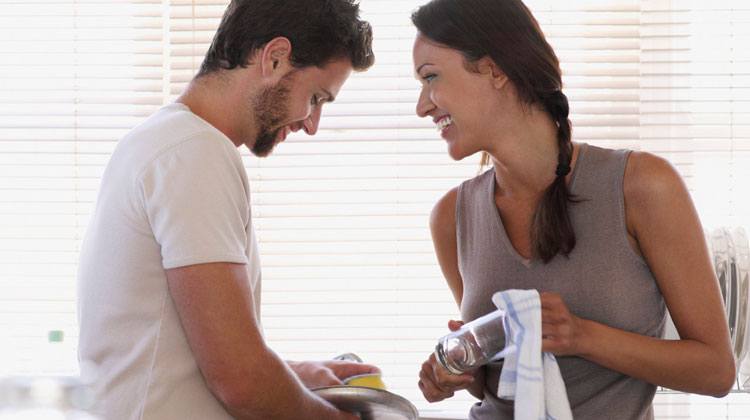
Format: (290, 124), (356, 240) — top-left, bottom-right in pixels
(137, 134), (250, 269)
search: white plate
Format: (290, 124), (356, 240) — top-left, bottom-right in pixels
(711, 228), (736, 346)
(313, 386), (419, 420)
(732, 228), (750, 367)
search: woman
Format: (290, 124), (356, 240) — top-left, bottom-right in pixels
(411, 0), (736, 418)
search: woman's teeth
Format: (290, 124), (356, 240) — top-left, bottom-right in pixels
(436, 116), (453, 131)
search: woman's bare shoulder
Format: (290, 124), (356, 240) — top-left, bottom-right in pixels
(430, 187), (459, 242)
(624, 150), (686, 210)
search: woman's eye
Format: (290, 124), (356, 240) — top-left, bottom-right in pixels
(422, 74), (437, 83)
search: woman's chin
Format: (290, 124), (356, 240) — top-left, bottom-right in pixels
(447, 144), (468, 161)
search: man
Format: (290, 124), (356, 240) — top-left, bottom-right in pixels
(77, 1), (376, 418)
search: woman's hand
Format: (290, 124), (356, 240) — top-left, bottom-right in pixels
(540, 292), (588, 356)
(418, 320), (476, 402)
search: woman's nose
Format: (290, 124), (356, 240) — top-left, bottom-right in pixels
(415, 88), (434, 118)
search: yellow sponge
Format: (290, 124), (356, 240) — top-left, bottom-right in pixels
(343, 373), (386, 390)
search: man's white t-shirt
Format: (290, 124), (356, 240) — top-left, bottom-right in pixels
(77, 103), (262, 419)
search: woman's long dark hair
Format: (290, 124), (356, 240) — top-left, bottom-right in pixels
(412, 0), (576, 263)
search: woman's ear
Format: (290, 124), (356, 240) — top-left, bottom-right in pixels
(477, 56), (508, 90)
(259, 37), (293, 78)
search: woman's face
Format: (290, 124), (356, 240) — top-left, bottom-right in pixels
(412, 34), (501, 161)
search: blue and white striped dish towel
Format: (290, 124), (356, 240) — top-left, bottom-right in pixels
(492, 289), (573, 420)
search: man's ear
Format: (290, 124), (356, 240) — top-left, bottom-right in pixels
(259, 37), (293, 78)
(477, 56), (508, 90)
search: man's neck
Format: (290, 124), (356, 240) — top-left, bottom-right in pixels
(177, 74), (255, 148)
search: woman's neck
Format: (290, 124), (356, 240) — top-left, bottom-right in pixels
(486, 104), (561, 200)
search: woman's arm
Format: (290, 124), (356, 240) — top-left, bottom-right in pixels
(429, 187), (463, 307)
(419, 187), (485, 401)
(542, 152), (736, 397)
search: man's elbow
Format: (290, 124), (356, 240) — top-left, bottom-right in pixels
(210, 377), (272, 420)
(203, 357), (275, 419)
(210, 376), (254, 414)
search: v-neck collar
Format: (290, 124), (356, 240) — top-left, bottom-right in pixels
(486, 143), (588, 268)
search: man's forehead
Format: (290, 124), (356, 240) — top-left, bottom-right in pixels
(301, 59), (353, 94)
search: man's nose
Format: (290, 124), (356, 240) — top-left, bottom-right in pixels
(303, 107), (322, 135)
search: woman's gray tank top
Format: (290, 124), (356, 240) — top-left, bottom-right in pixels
(457, 143), (666, 419)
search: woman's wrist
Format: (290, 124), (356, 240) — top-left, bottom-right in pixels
(574, 317), (600, 358)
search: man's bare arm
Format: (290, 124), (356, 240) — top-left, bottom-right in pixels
(166, 262), (356, 420)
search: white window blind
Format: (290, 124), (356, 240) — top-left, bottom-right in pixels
(640, 0), (750, 231)
(0, 1), (749, 418)
(0, 0), (166, 376)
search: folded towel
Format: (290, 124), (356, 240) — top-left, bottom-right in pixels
(492, 289), (573, 420)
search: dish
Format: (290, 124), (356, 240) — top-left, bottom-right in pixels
(711, 228), (736, 345)
(732, 227), (750, 364)
(313, 386), (418, 420)
(728, 230), (740, 358)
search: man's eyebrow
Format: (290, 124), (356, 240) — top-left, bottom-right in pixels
(322, 88), (335, 103)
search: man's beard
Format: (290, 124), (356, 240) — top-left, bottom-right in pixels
(250, 74), (292, 157)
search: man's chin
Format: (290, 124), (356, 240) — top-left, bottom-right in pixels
(250, 144), (275, 157)
(250, 135), (279, 157)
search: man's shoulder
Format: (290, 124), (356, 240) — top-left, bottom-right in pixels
(128, 103), (229, 149)
(114, 104), (238, 174)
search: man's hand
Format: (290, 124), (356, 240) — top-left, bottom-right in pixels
(288, 360), (380, 389)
